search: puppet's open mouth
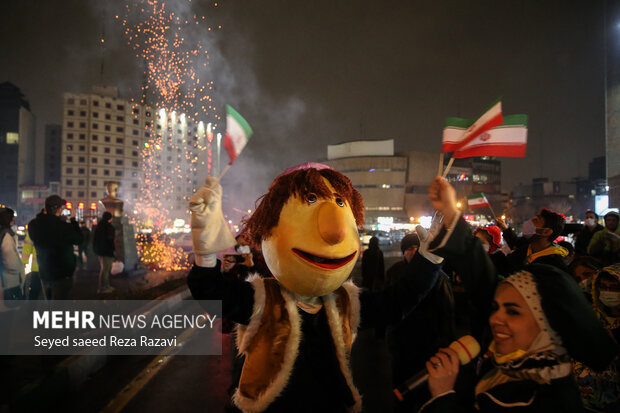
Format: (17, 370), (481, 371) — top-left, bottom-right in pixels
(292, 248), (357, 269)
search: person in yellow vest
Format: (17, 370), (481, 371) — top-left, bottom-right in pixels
(22, 229), (38, 274)
(187, 164), (449, 412)
(22, 211), (44, 299)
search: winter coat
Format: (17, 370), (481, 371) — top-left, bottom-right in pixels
(574, 223), (604, 255)
(420, 359), (585, 413)
(28, 214), (82, 281)
(0, 229), (24, 289)
(361, 245), (384, 290)
(588, 228), (620, 266)
(501, 228), (568, 273)
(93, 221), (115, 257)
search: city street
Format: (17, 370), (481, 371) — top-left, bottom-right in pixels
(48, 244), (404, 413)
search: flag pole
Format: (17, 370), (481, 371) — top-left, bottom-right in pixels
(487, 202), (498, 221)
(438, 153), (444, 176)
(442, 157), (455, 178)
(217, 163), (231, 182)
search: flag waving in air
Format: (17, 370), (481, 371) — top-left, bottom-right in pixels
(223, 105), (253, 165)
(442, 100), (503, 154)
(467, 193), (491, 209)
(443, 114), (528, 159)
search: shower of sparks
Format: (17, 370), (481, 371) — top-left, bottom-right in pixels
(118, 0), (222, 270)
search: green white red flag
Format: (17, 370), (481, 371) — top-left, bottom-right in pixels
(223, 105), (253, 164)
(442, 100), (504, 154)
(443, 114), (528, 158)
(467, 193), (491, 209)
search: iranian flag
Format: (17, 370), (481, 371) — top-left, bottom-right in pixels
(467, 193), (491, 209)
(442, 100), (504, 154)
(443, 114), (528, 159)
(223, 105), (253, 164)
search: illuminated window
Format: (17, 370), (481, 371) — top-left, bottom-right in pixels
(6, 133), (18, 144)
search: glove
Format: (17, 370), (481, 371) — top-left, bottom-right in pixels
(189, 176), (236, 263)
(415, 225), (444, 265)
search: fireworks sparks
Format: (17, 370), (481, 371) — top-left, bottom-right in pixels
(118, 0), (223, 270)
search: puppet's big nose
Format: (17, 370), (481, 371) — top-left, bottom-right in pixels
(318, 202), (347, 245)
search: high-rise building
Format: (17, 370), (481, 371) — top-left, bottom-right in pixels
(44, 124), (62, 184)
(61, 86), (151, 219)
(0, 82), (41, 211)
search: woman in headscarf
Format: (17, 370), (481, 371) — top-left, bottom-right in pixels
(419, 264), (617, 412)
(0, 208), (24, 307)
(573, 263), (620, 412)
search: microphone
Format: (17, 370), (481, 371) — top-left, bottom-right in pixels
(393, 335), (481, 402)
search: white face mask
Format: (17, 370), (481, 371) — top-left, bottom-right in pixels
(237, 245), (251, 254)
(599, 291), (620, 308)
(585, 218), (596, 228)
(522, 219), (537, 239)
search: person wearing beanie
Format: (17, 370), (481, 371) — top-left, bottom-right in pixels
(573, 264), (620, 412)
(588, 211), (620, 266)
(385, 232), (455, 412)
(474, 226), (509, 277)
(416, 178), (616, 412)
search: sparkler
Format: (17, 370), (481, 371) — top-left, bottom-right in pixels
(118, 0), (222, 270)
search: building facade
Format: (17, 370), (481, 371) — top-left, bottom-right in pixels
(324, 140), (407, 225)
(44, 124), (62, 184)
(0, 82), (41, 211)
(61, 86), (150, 219)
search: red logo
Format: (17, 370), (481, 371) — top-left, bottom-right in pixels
(479, 132), (491, 141)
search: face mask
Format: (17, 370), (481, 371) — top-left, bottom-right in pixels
(237, 245), (251, 254)
(585, 218), (596, 227)
(522, 219), (537, 239)
(579, 279), (590, 293)
(599, 291), (620, 308)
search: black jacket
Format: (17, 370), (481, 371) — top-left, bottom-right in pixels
(28, 214), (83, 281)
(93, 221), (115, 257)
(187, 253), (441, 412)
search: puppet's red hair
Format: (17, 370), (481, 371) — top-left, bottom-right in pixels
(243, 168), (364, 248)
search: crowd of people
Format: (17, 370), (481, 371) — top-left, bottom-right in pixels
(361, 196), (620, 412)
(0, 170), (618, 413)
(0, 194), (117, 302)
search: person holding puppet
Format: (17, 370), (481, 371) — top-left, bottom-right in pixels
(187, 164), (449, 413)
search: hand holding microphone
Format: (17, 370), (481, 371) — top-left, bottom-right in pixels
(393, 335), (480, 401)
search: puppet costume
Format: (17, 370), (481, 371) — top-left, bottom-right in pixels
(233, 275), (361, 412)
(187, 165), (443, 413)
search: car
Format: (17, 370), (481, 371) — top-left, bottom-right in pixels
(360, 230), (392, 246)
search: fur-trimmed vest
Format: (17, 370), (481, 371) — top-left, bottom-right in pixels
(233, 276), (362, 413)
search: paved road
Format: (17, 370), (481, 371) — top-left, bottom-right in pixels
(54, 244), (404, 413)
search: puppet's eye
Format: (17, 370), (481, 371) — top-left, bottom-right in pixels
(335, 198), (345, 207)
(305, 193), (318, 204)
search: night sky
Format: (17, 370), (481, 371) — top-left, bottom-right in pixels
(0, 0), (608, 209)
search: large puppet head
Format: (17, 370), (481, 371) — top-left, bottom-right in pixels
(244, 164), (364, 297)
